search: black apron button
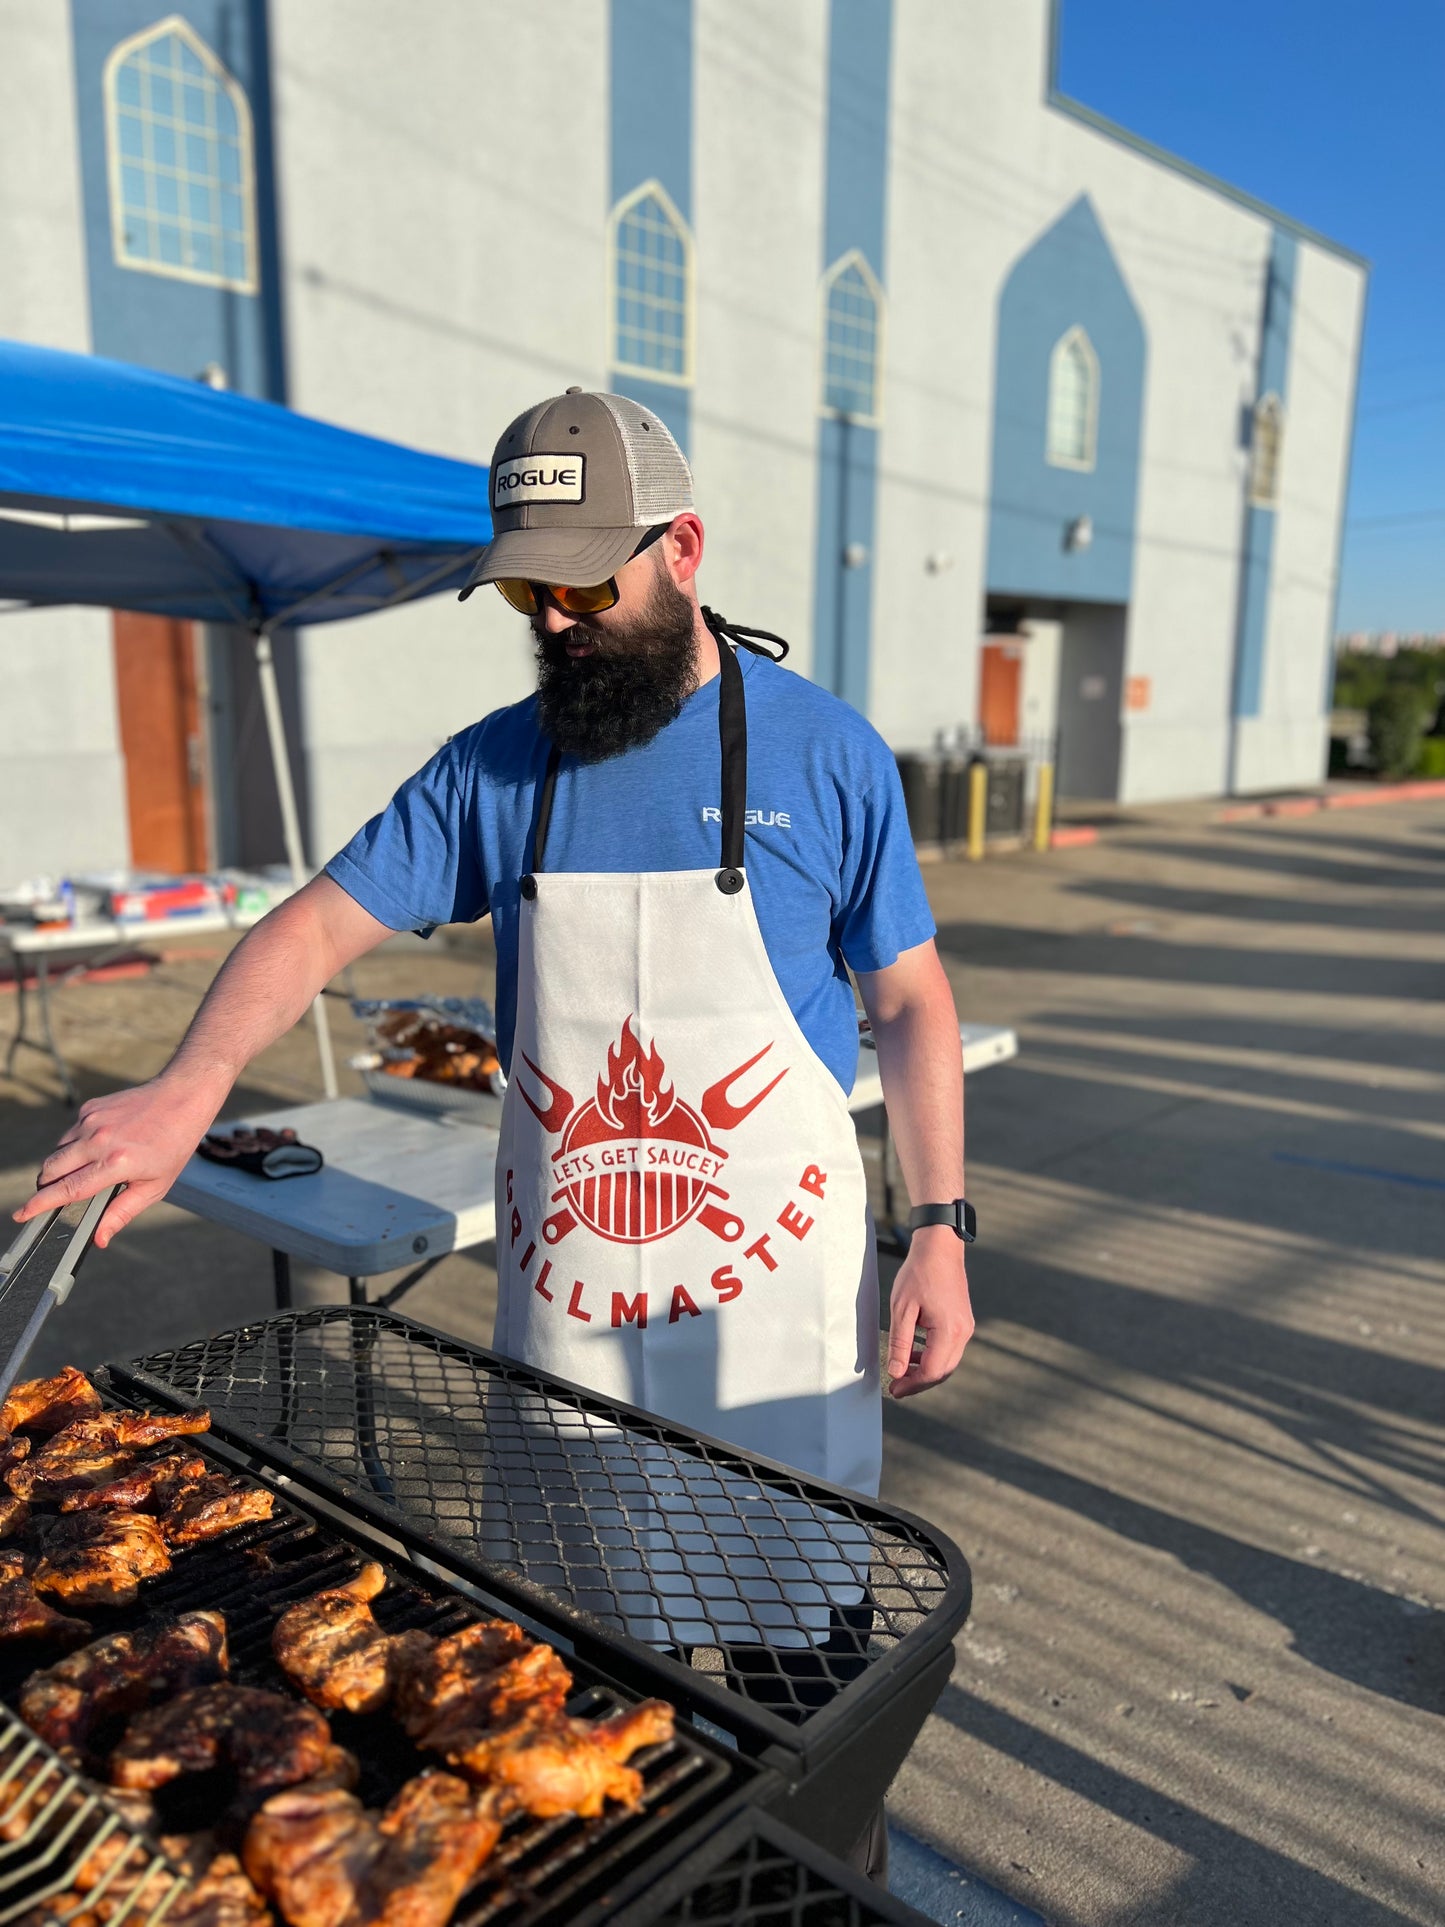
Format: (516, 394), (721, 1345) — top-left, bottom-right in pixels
(715, 868), (744, 895)
(519, 874), (538, 900)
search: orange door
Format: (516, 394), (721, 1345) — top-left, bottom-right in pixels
(112, 612), (209, 873)
(978, 641), (1022, 746)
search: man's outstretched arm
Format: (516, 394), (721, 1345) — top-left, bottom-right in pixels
(13, 876), (394, 1247)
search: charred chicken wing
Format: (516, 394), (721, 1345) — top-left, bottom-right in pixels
(32, 1510), (171, 1608)
(0, 1368), (103, 1437)
(271, 1565), (404, 1716)
(456, 1700), (674, 1818)
(20, 1611), (229, 1758)
(110, 1683), (354, 1816)
(244, 1773), (505, 1927)
(168, 1854), (275, 1927)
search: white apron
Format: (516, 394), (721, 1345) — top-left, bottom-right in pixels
(493, 638), (881, 1499)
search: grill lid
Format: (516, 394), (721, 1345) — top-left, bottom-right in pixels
(115, 1308), (970, 1765)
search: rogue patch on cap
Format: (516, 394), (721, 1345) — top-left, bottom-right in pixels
(492, 453), (585, 508)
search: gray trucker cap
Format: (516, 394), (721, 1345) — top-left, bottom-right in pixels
(459, 387), (693, 597)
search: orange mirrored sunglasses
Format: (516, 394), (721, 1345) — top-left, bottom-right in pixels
(494, 523), (669, 617)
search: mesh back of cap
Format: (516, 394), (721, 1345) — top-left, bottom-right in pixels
(599, 393), (694, 521)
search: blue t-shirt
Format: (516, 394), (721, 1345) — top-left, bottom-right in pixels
(326, 649), (935, 1093)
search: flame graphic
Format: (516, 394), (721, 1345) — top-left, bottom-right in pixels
(595, 1018), (676, 1133)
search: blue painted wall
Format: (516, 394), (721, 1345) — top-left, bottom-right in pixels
(608, 0), (693, 452)
(986, 196), (1145, 604)
(69, 0), (285, 401)
(1232, 228), (1297, 720)
(812, 0), (892, 710)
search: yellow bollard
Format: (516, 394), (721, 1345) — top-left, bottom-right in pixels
(967, 760), (988, 861)
(1034, 761), (1055, 853)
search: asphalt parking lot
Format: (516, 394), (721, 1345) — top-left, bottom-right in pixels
(2, 796), (1440, 1926)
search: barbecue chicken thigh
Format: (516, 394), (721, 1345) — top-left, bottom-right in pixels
(0, 1368), (103, 1437)
(111, 1683), (357, 1816)
(390, 1620), (572, 1757)
(21, 1611), (229, 1758)
(60, 1450), (209, 1513)
(272, 1564), (409, 1716)
(244, 1773), (505, 1927)
(9, 1412), (210, 1504)
(466, 1699), (674, 1818)
(0, 1556), (91, 1647)
(32, 1509), (171, 1608)
(162, 1472), (275, 1546)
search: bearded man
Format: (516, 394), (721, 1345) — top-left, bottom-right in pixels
(17, 391), (975, 1877)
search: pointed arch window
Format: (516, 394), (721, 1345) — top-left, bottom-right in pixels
(820, 251), (884, 423)
(104, 15), (257, 291)
(1249, 392), (1284, 508)
(1046, 326), (1099, 470)
(610, 181), (694, 386)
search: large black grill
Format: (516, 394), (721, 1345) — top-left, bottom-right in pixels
(114, 1306), (970, 1793)
(0, 1427), (754, 1927)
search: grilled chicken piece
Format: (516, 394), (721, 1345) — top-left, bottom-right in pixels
(160, 1472), (275, 1547)
(0, 1368), (103, 1437)
(20, 1611), (229, 1758)
(110, 1683), (352, 1817)
(459, 1700), (674, 1818)
(244, 1773), (505, 1927)
(61, 1450), (209, 1513)
(32, 1510), (171, 1608)
(9, 1412), (210, 1504)
(168, 1854), (275, 1927)
(271, 1565), (403, 1715)
(0, 1494), (31, 1541)
(390, 1620), (573, 1757)
(0, 1567), (91, 1648)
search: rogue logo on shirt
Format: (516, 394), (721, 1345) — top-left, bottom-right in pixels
(492, 454), (584, 507)
(701, 806), (792, 829)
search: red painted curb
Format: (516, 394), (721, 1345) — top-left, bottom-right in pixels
(1050, 825), (1100, 849)
(1323, 778), (1445, 810)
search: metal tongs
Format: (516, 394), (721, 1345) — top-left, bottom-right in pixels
(0, 1186), (118, 1404)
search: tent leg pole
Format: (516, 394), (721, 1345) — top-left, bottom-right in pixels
(254, 629), (338, 1101)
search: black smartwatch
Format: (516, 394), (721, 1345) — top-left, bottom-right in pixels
(908, 1199), (977, 1243)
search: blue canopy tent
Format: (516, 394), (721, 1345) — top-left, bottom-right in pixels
(0, 337), (492, 1093)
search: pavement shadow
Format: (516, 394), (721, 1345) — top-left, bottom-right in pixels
(894, 1394), (1443, 1715)
(1059, 874), (1445, 936)
(935, 922), (1441, 1002)
(930, 1680), (1434, 1927)
(1114, 836), (1444, 891)
(1023, 1008), (1440, 1073)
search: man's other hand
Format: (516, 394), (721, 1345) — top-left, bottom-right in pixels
(12, 1072), (228, 1249)
(885, 1224), (975, 1398)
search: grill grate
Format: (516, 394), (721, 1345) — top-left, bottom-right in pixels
(604, 1812), (936, 1926)
(0, 1429), (749, 1927)
(119, 1309), (970, 1752)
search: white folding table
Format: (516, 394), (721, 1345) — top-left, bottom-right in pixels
(1, 908), (275, 1105)
(167, 1024), (1018, 1309)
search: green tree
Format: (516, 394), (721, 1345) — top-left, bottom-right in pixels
(1366, 684), (1431, 779)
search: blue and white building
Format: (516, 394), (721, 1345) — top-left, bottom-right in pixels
(0, 0), (1367, 884)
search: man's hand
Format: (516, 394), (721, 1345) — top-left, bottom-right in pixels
(13, 1070), (229, 1248)
(885, 1225), (975, 1399)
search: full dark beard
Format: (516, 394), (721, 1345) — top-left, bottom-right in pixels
(533, 567), (700, 762)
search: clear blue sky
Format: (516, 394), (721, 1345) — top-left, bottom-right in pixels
(1057, 0), (1444, 635)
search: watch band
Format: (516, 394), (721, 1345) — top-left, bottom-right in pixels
(908, 1199), (976, 1243)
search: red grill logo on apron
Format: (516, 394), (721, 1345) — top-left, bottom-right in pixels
(514, 1018), (786, 1247)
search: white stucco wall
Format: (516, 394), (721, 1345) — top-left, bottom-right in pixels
(0, 3), (129, 883)
(268, 0), (610, 858)
(690, 0), (826, 677)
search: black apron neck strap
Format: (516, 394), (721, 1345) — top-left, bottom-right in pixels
(526, 619), (757, 886)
